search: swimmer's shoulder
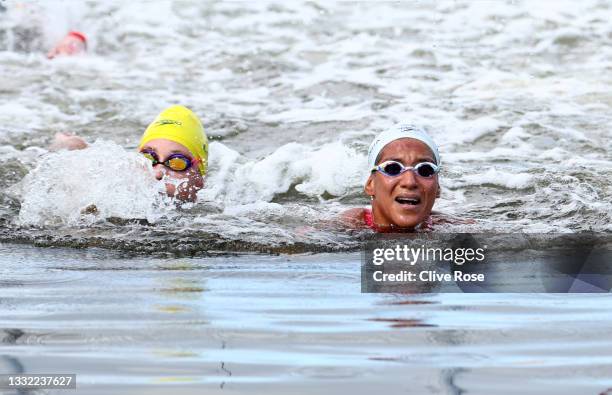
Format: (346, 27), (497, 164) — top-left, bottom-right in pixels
(339, 207), (368, 229)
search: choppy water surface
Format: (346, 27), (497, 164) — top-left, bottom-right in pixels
(0, 0), (610, 251)
(1, 1), (611, 394)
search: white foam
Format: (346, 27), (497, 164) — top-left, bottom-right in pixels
(222, 201), (284, 217)
(500, 126), (529, 144)
(262, 102), (373, 123)
(448, 117), (504, 145)
(0, 102), (37, 131)
(200, 141), (366, 205)
(456, 168), (534, 190)
(538, 147), (569, 161)
(17, 140), (174, 226)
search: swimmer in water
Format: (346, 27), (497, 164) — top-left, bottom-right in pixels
(51, 105), (208, 202)
(342, 124), (442, 232)
(47, 31), (87, 59)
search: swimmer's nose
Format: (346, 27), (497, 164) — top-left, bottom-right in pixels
(153, 164), (165, 181)
(398, 169), (418, 189)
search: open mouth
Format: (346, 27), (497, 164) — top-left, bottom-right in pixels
(395, 196), (421, 205)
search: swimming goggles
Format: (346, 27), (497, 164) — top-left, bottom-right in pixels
(140, 149), (196, 172)
(372, 160), (440, 178)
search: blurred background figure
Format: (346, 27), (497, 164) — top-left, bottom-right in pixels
(46, 30), (86, 58)
(0, 1), (86, 55)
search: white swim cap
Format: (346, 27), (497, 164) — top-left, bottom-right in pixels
(367, 124), (441, 169)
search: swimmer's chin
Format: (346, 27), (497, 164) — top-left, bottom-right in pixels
(164, 183), (200, 203)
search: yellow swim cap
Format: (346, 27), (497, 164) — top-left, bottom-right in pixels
(138, 105), (208, 175)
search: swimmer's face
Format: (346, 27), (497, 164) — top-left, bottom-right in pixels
(139, 138), (204, 202)
(365, 138), (439, 230)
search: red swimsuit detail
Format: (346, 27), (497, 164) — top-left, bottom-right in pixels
(363, 208), (378, 231)
(363, 207), (432, 232)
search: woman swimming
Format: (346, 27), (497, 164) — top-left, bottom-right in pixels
(51, 105), (208, 202)
(342, 124), (443, 232)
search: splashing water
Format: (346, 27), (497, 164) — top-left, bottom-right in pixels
(17, 140), (174, 226)
(200, 141), (366, 205)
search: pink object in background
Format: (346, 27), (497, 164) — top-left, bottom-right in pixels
(47, 31), (87, 59)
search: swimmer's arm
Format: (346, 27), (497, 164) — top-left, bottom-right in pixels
(49, 132), (88, 151)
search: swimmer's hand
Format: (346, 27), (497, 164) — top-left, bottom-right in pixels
(49, 132), (88, 151)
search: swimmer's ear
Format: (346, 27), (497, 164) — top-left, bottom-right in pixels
(364, 174), (375, 198)
(436, 185), (441, 198)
